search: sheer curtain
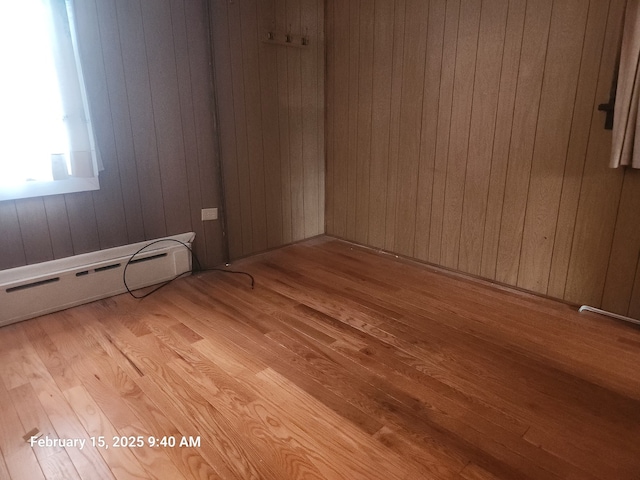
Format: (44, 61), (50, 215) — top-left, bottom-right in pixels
(610, 0), (640, 169)
(0, 0), (100, 200)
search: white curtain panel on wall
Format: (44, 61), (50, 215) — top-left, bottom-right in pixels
(610, 0), (640, 169)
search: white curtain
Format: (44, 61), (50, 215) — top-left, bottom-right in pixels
(48, 0), (102, 178)
(610, 0), (640, 169)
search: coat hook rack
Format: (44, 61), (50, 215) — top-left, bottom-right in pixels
(262, 30), (309, 48)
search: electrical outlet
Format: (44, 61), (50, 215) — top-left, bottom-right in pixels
(201, 208), (218, 221)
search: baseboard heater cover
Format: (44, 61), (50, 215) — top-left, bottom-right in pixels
(0, 232), (195, 327)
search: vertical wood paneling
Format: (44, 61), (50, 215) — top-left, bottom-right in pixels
(440, 0), (481, 269)
(14, 199), (53, 265)
(495, 0), (553, 285)
(185, 0), (225, 267)
(258, 0), (284, 248)
(95, 0), (145, 245)
(170, 0), (207, 265)
(630, 261), (640, 319)
(287, 0), (305, 242)
(518, 0), (588, 293)
(564, 0), (627, 307)
(42, 196), (74, 260)
(117, 0), (167, 240)
(140, 0), (192, 237)
(480, 0), (526, 279)
(602, 170), (640, 314)
(302, 0), (321, 239)
(227, 1), (254, 254)
(325, 0), (335, 236)
(0, 0), (224, 271)
(316, 0), (325, 235)
(414, 0), (446, 261)
(547, 0), (610, 298)
(383, 0), (406, 251)
(76, 0), (129, 251)
(212, 0), (244, 260)
(354, 0), (374, 245)
(458, 0), (508, 275)
(212, 0), (324, 258)
(428, 0), (459, 264)
(332, 1), (349, 238)
(346, 0), (360, 242)
(394, 0), (429, 257)
(367, 0), (394, 249)
(276, 0), (294, 245)
(240, 0), (269, 251)
(326, 0), (639, 318)
(0, 203), (25, 270)
(65, 192), (100, 255)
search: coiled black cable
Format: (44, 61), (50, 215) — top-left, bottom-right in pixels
(123, 238), (254, 299)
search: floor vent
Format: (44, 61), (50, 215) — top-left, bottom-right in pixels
(0, 232), (194, 327)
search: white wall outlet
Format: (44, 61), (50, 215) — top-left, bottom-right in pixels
(201, 208), (218, 221)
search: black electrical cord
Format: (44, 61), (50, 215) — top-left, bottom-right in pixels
(123, 238), (255, 299)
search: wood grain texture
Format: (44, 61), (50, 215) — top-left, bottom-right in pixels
(630, 258), (640, 319)
(140, 0), (192, 238)
(564, 0), (627, 307)
(316, 0), (325, 237)
(0, 377), (46, 480)
(15, 198), (54, 265)
(384, 0), (407, 252)
(42, 196), (75, 261)
(9, 382), (81, 479)
(170, 0), (207, 265)
(394, 0), (429, 257)
(276, 0), (294, 246)
(366, 0), (393, 249)
(518, 0), (588, 293)
(547, 0), (610, 299)
(93, 0), (145, 247)
(414, 0), (446, 261)
(354, 0), (374, 246)
(428, 0), (459, 264)
(287, 0), (306, 243)
(117, 0), (167, 241)
(601, 170), (640, 314)
(346, 0), (360, 242)
(458, 0), (508, 275)
(2, 236), (640, 479)
(495, 0), (553, 285)
(326, 0), (639, 318)
(258, 0), (284, 249)
(64, 192), (100, 255)
(242, 0), (269, 252)
(74, 0), (129, 252)
(480, 0), (526, 280)
(0, 0), (224, 271)
(440, 0), (481, 269)
(212, 0), (325, 258)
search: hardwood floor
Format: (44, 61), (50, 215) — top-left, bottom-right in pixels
(1, 236), (639, 479)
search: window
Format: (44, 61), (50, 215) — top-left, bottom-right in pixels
(0, 0), (100, 202)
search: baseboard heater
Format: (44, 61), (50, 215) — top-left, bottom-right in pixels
(0, 232), (195, 328)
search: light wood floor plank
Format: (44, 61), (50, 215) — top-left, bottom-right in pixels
(9, 382), (81, 480)
(0, 372), (46, 480)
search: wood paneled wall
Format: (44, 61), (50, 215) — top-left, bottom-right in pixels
(211, 0), (325, 260)
(326, 0), (640, 319)
(0, 0), (224, 271)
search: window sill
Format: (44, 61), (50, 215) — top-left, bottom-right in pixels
(0, 176), (100, 202)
